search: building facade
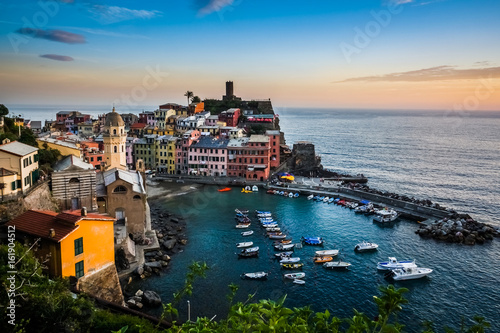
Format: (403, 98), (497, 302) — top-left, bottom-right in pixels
(102, 108), (127, 170)
(0, 140), (39, 194)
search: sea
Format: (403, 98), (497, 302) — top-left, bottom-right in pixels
(9, 105), (500, 331)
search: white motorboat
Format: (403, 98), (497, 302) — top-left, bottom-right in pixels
(293, 279), (305, 285)
(236, 241), (254, 248)
(262, 223), (278, 228)
(275, 251), (294, 258)
(323, 261), (352, 269)
(235, 223), (250, 229)
(386, 266), (433, 281)
(377, 257), (416, 270)
(354, 203), (373, 214)
(354, 241), (379, 252)
(255, 210), (272, 217)
(241, 271), (268, 280)
(241, 230), (254, 236)
(252, 185), (259, 192)
(323, 196), (330, 203)
(315, 249), (339, 257)
(265, 227), (281, 232)
(284, 272), (305, 280)
(373, 209), (399, 223)
(275, 243), (295, 250)
(259, 217), (274, 223)
(307, 194), (314, 200)
(280, 257), (300, 263)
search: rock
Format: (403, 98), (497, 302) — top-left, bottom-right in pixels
(179, 239), (188, 245)
(142, 290), (162, 307)
(145, 251), (157, 258)
(171, 217), (179, 223)
(136, 266), (144, 276)
(127, 299), (136, 307)
(135, 289), (144, 297)
(464, 234), (476, 245)
(162, 254), (171, 261)
(161, 260), (168, 267)
(135, 302), (144, 309)
(145, 261), (162, 269)
(158, 233), (164, 239)
(133, 296), (142, 303)
(163, 239), (177, 250)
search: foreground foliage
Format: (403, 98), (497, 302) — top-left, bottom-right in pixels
(0, 244), (492, 332)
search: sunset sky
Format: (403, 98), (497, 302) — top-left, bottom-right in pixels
(1, 0), (499, 110)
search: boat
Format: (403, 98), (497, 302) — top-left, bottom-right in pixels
(245, 186), (252, 191)
(269, 234), (287, 240)
(235, 209), (249, 214)
(284, 272), (305, 280)
(328, 198), (334, 204)
(301, 236), (324, 246)
(281, 263), (304, 270)
(311, 195), (318, 200)
(307, 194), (314, 200)
(315, 249), (339, 257)
(283, 192), (288, 197)
(377, 257), (416, 271)
(313, 256), (333, 263)
(323, 196), (330, 203)
(275, 251), (294, 258)
(385, 266), (433, 281)
(286, 192), (292, 198)
(235, 223), (250, 229)
(354, 241), (379, 252)
(252, 185), (259, 192)
(259, 217), (274, 223)
(317, 196), (324, 201)
(354, 203), (373, 214)
(238, 247), (259, 257)
(323, 261), (352, 269)
(275, 243), (295, 250)
(218, 187), (231, 192)
(294, 193), (299, 198)
(241, 188), (252, 193)
(273, 239), (292, 245)
(266, 190), (274, 194)
(241, 230), (254, 236)
(261, 223), (278, 228)
(241, 271), (268, 280)
(280, 257), (301, 263)
(265, 227), (281, 232)
(236, 241), (254, 248)
(293, 279), (306, 285)
(255, 210), (272, 217)
(373, 209), (399, 223)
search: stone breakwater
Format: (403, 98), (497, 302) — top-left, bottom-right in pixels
(416, 214), (500, 245)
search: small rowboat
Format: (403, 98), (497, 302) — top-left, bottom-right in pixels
(218, 187), (231, 192)
(275, 251), (294, 258)
(269, 234), (287, 240)
(314, 256), (333, 263)
(236, 241), (253, 248)
(315, 250), (339, 257)
(280, 257), (300, 263)
(293, 279), (305, 285)
(275, 243), (295, 250)
(235, 223), (250, 229)
(241, 230), (254, 236)
(323, 261), (351, 269)
(241, 271), (268, 280)
(265, 227), (281, 232)
(284, 272), (305, 280)
(280, 263), (304, 270)
(273, 239), (292, 245)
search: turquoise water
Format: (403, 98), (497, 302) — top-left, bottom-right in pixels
(139, 187), (500, 332)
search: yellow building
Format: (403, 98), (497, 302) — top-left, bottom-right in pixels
(0, 168), (19, 200)
(7, 209), (115, 278)
(154, 108), (176, 129)
(155, 135), (177, 174)
(102, 107), (126, 170)
(0, 140), (39, 194)
(37, 137), (81, 158)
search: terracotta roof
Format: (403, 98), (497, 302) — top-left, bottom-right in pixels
(130, 123), (147, 129)
(6, 210), (115, 243)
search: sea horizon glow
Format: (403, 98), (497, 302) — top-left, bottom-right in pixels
(0, 0), (499, 110)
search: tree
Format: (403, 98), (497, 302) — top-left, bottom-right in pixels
(192, 96), (201, 103)
(184, 91), (194, 106)
(0, 104), (8, 117)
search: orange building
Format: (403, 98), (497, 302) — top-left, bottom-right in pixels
(7, 209), (115, 279)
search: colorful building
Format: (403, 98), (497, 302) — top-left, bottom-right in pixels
(80, 140), (105, 170)
(188, 136), (228, 177)
(154, 108), (176, 129)
(156, 135), (176, 174)
(0, 140), (39, 194)
(175, 130), (200, 174)
(133, 135), (157, 170)
(37, 137), (82, 158)
(138, 111), (156, 127)
(218, 108), (241, 127)
(227, 135), (270, 181)
(265, 130), (281, 168)
(102, 108), (127, 170)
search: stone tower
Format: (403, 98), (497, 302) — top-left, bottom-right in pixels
(103, 107), (126, 170)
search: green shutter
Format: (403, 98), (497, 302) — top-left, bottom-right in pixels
(75, 261), (84, 278)
(11, 181), (16, 191)
(74, 238), (83, 256)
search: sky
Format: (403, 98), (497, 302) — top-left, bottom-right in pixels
(0, 0), (499, 111)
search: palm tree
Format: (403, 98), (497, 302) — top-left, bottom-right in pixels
(184, 91), (194, 106)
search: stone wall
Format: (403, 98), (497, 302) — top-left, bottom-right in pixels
(77, 263), (125, 305)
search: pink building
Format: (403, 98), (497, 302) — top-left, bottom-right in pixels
(218, 108), (241, 127)
(175, 130), (200, 174)
(139, 111), (156, 127)
(265, 130), (280, 168)
(126, 137), (138, 169)
(188, 137), (228, 177)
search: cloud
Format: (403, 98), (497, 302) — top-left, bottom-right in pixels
(197, 0), (234, 16)
(40, 54), (74, 61)
(90, 5), (162, 23)
(60, 26), (150, 39)
(16, 28), (86, 44)
(337, 65), (500, 83)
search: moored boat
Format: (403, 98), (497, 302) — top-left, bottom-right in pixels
(269, 234), (287, 240)
(313, 256), (333, 263)
(315, 249), (339, 257)
(235, 223), (250, 229)
(280, 257), (301, 263)
(377, 257), (417, 270)
(293, 279), (306, 284)
(354, 241), (379, 252)
(218, 187), (231, 192)
(280, 263), (304, 269)
(302, 236), (324, 246)
(236, 241), (254, 248)
(241, 271), (268, 280)
(265, 227), (281, 232)
(241, 188), (252, 193)
(385, 266), (433, 281)
(373, 209), (399, 223)
(252, 185), (259, 192)
(241, 230), (254, 236)
(323, 196), (330, 203)
(323, 261), (352, 269)
(294, 193), (299, 198)
(275, 243), (295, 250)
(238, 246), (259, 258)
(275, 251), (294, 258)
(284, 272), (305, 280)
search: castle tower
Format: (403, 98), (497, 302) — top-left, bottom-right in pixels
(103, 107), (126, 170)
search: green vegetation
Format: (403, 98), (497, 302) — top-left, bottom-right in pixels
(0, 104), (8, 117)
(203, 99), (244, 114)
(192, 96), (201, 103)
(184, 91), (194, 105)
(0, 243), (492, 333)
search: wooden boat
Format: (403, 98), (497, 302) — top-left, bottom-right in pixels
(314, 256), (333, 263)
(218, 187), (231, 192)
(281, 263), (304, 270)
(323, 261), (351, 269)
(315, 250), (339, 257)
(241, 271), (268, 280)
(241, 230), (254, 236)
(266, 190), (274, 194)
(236, 241), (254, 248)
(284, 272), (305, 280)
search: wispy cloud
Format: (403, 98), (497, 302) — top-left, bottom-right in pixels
(40, 54), (74, 61)
(59, 26), (150, 39)
(15, 28), (86, 44)
(90, 5), (162, 24)
(337, 65), (500, 83)
(197, 0), (234, 16)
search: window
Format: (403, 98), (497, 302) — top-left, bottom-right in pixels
(74, 237), (83, 256)
(91, 157), (94, 162)
(133, 195), (141, 200)
(75, 260), (84, 278)
(97, 156), (102, 161)
(113, 185), (127, 193)
(114, 146), (117, 153)
(11, 181), (16, 191)
(69, 177), (80, 184)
